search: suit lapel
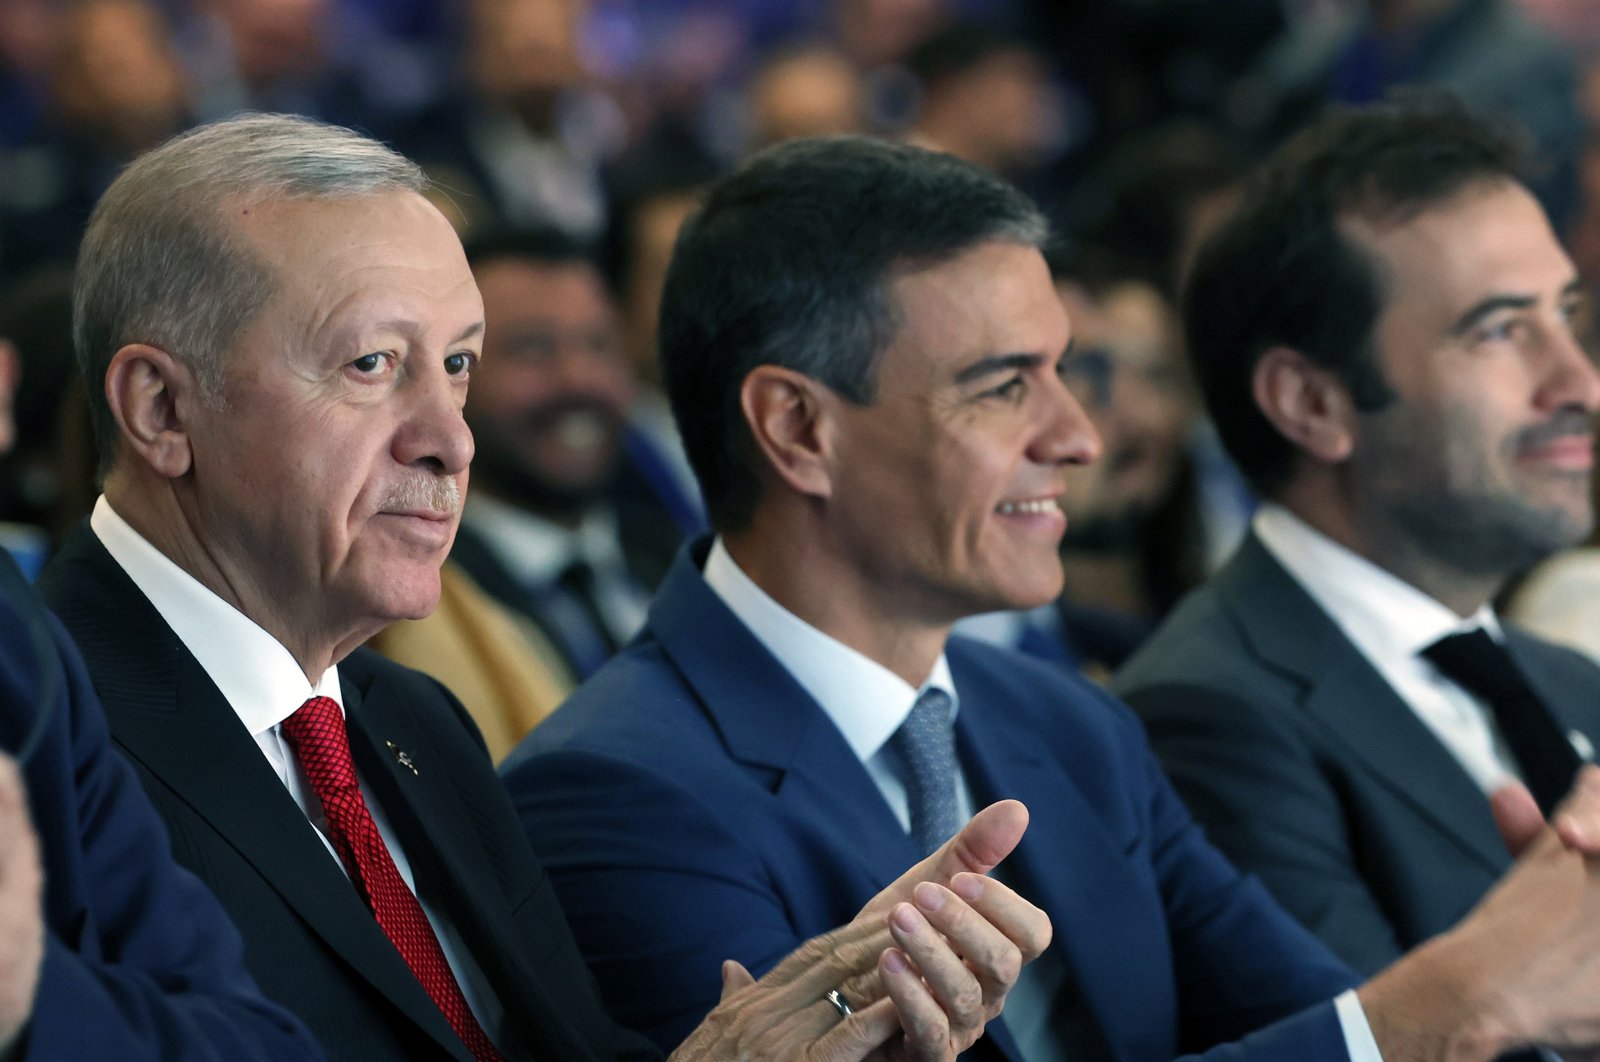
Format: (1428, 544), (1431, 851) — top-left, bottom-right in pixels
(956, 668), (1165, 1062)
(1506, 631), (1600, 764)
(1216, 536), (1508, 874)
(344, 668), (601, 1062)
(41, 528), (474, 1060)
(649, 550), (923, 888)
(649, 549), (1032, 1060)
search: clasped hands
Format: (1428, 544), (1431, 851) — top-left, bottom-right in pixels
(1361, 765), (1600, 1060)
(671, 800), (1051, 1061)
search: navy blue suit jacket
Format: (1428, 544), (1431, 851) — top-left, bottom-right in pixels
(503, 542), (1362, 1061)
(0, 553), (322, 1060)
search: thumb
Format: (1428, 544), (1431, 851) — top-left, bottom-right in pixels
(720, 959), (756, 1000)
(1490, 780), (1544, 858)
(859, 800), (1029, 918)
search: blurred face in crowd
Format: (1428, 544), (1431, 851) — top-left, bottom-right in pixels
(53, 0), (187, 150)
(470, 0), (582, 122)
(1054, 279), (1195, 529)
(180, 191), (481, 650)
(466, 257), (634, 518)
(622, 189), (699, 386)
(820, 241), (1100, 624)
(1343, 179), (1600, 578)
(209, 0), (327, 87)
(748, 47), (866, 149)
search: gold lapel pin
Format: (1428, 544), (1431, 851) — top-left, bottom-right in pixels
(385, 741), (419, 775)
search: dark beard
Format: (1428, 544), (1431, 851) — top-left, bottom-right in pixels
(469, 431), (622, 524)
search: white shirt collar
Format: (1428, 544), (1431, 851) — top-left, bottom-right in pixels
(462, 492), (626, 587)
(90, 496), (342, 736)
(1253, 503), (1502, 659)
(701, 537), (957, 763)
(1253, 503), (1522, 793)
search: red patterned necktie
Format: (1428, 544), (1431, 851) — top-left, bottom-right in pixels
(282, 696), (504, 1062)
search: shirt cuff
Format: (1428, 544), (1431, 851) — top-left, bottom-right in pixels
(1335, 988), (1383, 1062)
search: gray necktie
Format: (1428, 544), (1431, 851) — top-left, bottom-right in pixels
(892, 688), (961, 856)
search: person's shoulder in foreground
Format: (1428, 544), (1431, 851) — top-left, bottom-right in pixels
(0, 550), (323, 1060)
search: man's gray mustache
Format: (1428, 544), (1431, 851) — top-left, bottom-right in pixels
(381, 474), (461, 515)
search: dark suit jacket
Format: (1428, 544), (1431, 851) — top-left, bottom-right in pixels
(1113, 533), (1600, 976)
(38, 525), (655, 1062)
(502, 541), (1361, 1061)
(0, 552), (322, 1060)
(450, 500), (680, 678)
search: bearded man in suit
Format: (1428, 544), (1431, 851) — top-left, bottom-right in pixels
(1116, 99), (1600, 978)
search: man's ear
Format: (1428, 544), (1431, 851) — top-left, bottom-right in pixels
(104, 343), (199, 479)
(739, 365), (834, 501)
(1252, 345), (1356, 465)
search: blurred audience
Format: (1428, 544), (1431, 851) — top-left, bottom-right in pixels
(903, 24), (1064, 183)
(607, 176), (713, 534)
(1, 0), (190, 274)
(449, 228), (680, 689)
(745, 43), (867, 149)
(401, 0), (618, 240)
(0, 269), (96, 571)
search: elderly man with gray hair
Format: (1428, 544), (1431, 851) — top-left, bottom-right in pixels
(36, 113), (1049, 1062)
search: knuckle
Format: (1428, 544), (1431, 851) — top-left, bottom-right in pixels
(992, 943), (1022, 989)
(951, 981), (983, 1022)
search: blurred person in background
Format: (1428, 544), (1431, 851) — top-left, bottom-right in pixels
(402, 0), (618, 240)
(0, 0), (191, 275)
(902, 24), (1065, 187)
(0, 268), (89, 575)
(1259, 0), (1583, 226)
(449, 227), (680, 693)
(607, 173), (717, 535)
(744, 42), (868, 150)
(955, 263), (1207, 678)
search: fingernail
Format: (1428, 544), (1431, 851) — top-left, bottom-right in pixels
(894, 903), (922, 933)
(914, 881), (945, 912)
(952, 873), (983, 902)
(883, 948), (908, 974)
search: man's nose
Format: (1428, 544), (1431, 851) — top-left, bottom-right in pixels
(394, 374), (475, 475)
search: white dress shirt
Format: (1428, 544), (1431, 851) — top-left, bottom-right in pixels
(702, 538), (1378, 1061)
(1254, 504), (1524, 794)
(462, 492), (649, 645)
(90, 496), (509, 1048)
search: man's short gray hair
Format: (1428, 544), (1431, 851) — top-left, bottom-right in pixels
(73, 112), (427, 474)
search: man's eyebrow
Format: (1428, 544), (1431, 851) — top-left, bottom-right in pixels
(452, 320), (486, 345)
(952, 351), (1047, 384)
(1448, 294), (1540, 337)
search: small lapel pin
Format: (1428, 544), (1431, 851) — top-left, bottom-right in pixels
(385, 740), (419, 775)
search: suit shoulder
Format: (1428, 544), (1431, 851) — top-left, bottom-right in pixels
(946, 636), (1148, 749)
(513, 636), (707, 760)
(1112, 582), (1266, 697)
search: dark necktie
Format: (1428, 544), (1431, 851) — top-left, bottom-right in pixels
(892, 688), (962, 856)
(1422, 629), (1584, 816)
(281, 697), (505, 1062)
(534, 559), (616, 679)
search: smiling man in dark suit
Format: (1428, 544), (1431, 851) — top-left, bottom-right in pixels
(1115, 99), (1600, 977)
(36, 112), (1050, 1062)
